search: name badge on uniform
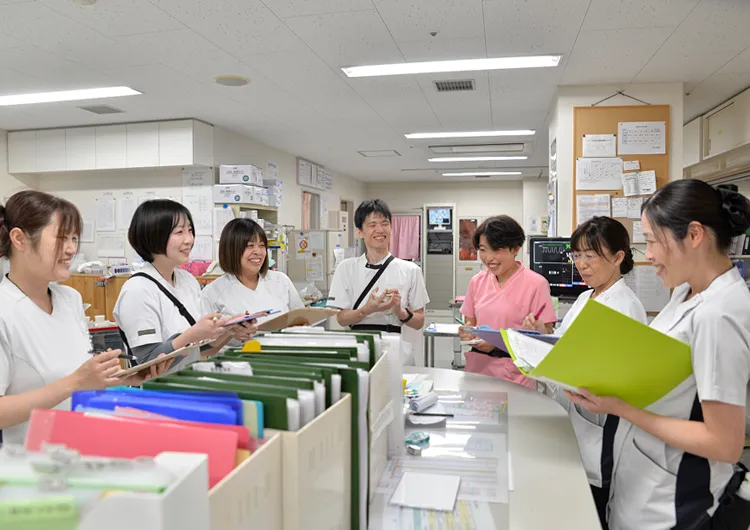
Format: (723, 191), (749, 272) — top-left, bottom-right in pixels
(137, 328), (156, 337)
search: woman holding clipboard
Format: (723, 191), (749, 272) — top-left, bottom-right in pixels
(0, 191), (170, 445)
(114, 200), (249, 371)
(523, 216), (646, 528)
(457, 215), (556, 388)
(200, 218), (303, 335)
(568, 180), (750, 530)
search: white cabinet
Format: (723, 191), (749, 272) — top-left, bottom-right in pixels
(683, 118), (702, 168)
(8, 131), (36, 173)
(36, 129), (66, 172)
(706, 103), (738, 159)
(66, 127), (96, 170)
(126, 122), (159, 168)
(7, 120), (213, 173)
(159, 120), (193, 167)
(95, 125), (127, 169)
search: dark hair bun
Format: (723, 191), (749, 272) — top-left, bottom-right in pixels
(718, 188), (750, 236)
(620, 247), (635, 275)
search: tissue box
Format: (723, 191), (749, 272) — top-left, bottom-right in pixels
(220, 165), (264, 186)
(213, 184), (264, 204)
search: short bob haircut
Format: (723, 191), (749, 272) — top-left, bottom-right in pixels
(218, 218), (269, 277)
(570, 216), (634, 275)
(129, 200), (195, 263)
(354, 199), (392, 230)
(0, 190), (82, 260)
(473, 215), (525, 251)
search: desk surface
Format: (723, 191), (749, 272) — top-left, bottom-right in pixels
(400, 368), (599, 530)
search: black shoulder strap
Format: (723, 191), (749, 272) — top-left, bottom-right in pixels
(131, 272), (197, 326)
(353, 255), (395, 311)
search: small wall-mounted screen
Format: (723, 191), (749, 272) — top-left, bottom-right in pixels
(428, 207), (452, 226)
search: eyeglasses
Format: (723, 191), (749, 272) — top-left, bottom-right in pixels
(571, 252), (599, 263)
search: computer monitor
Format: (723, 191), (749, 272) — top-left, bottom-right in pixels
(427, 207), (452, 229)
(529, 237), (588, 298)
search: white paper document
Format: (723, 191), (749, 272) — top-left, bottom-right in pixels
(505, 329), (554, 372)
(390, 472), (460, 512)
(627, 197), (644, 219)
(214, 207), (235, 240)
(576, 194), (611, 225)
(267, 160), (278, 179)
(632, 221), (646, 243)
(582, 134), (617, 158)
(305, 256), (324, 282)
(97, 234), (125, 258)
(622, 170), (657, 197)
(612, 198), (628, 218)
(623, 160), (641, 171)
(95, 198), (116, 232)
(576, 158), (623, 190)
(191, 235), (213, 261)
(309, 231), (325, 251)
(625, 265), (670, 312)
(117, 193), (137, 231)
(618, 121), (666, 155)
(182, 168), (213, 236)
(81, 220), (95, 243)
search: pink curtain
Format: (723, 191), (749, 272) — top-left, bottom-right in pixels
(390, 215), (421, 260)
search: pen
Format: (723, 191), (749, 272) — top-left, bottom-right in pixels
(454, 316), (466, 326)
(533, 304), (547, 321)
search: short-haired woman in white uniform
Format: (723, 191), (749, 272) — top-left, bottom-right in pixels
(115, 200), (250, 372)
(201, 218), (302, 335)
(568, 180), (750, 530)
(0, 191), (168, 445)
(524, 216), (646, 528)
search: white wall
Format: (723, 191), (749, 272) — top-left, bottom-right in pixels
(0, 130), (39, 201)
(553, 83), (684, 236)
(32, 125), (365, 262)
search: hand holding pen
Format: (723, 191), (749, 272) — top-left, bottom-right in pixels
(522, 304), (548, 333)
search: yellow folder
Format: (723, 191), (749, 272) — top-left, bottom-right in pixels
(501, 300), (692, 408)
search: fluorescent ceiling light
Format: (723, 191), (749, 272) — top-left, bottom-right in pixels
(429, 156), (528, 163)
(442, 171), (523, 177)
(431, 144), (525, 154)
(0, 86), (141, 106)
(342, 55), (561, 78)
(406, 130), (535, 140)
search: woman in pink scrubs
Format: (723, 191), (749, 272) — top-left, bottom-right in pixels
(458, 215), (556, 388)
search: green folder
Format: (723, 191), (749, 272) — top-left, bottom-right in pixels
(227, 346), (355, 362)
(502, 300), (692, 408)
(271, 331), (380, 365)
(143, 376), (297, 430)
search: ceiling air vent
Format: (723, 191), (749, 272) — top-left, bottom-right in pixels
(78, 105), (124, 115)
(434, 79), (475, 92)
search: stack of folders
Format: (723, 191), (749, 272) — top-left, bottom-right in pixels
(469, 300), (692, 408)
(141, 327), (401, 530)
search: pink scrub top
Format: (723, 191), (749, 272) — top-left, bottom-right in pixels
(460, 263), (556, 388)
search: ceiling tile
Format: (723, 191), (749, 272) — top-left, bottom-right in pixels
(263, 0), (374, 19)
(635, 48), (737, 84)
(715, 46), (750, 76)
(685, 72), (750, 120)
(372, 0), (483, 42)
(0, 32), (21, 50)
(582, 0), (699, 31)
(284, 10), (403, 67)
(483, 0), (590, 56)
(397, 37), (486, 61)
(347, 77), (441, 132)
(418, 72), (492, 130)
(561, 27), (673, 85)
(38, 0), (185, 37)
(0, 46), (113, 88)
(150, 0), (303, 55)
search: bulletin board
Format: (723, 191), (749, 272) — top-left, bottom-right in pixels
(573, 104), (671, 314)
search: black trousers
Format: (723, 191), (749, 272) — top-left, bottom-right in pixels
(590, 485), (610, 530)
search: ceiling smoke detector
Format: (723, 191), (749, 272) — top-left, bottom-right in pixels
(214, 76), (250, 87)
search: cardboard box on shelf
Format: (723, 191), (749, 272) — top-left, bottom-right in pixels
(220, 165), (264, 186)
(213, 184), (267, 205)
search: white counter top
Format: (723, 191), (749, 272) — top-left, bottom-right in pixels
(399, 367), (600, 530)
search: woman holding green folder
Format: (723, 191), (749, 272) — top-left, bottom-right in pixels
(567, 180), (750, 530)
(524, 216), (646, 528)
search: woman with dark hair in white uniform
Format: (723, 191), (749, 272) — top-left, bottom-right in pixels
(568, 179), (750, 530)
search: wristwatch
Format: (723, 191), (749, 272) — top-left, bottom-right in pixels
(400, 308), (414, 324)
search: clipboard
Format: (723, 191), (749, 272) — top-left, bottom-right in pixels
(256, 308), (340, 332)
(114, 338), (215, 378)
(221, 309), (281, 327)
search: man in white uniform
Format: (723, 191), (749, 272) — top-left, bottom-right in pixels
(327, 199), (429, 365)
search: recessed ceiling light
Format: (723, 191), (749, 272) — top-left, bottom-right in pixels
(406, 130), (535, 140)
(214, 75), (250, 87)
(358, 150), (401, 157)
(429, 156), (528, 162)
(442, 171), (523, 176)
(342, 55), (561, 78)
(0, 86), (141, 106)
(430, 144), (525, 154)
